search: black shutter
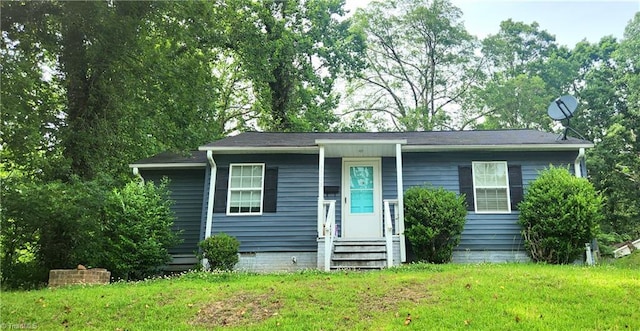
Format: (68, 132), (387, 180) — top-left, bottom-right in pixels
(213, 168), (228, 213)
(458, 165), (475, 211)
(263, 167), (278, 213)
(508, 165), (523, 211)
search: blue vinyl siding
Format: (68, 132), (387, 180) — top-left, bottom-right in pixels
(399, 150), (577, 252)
(140, 168), (206, 255)
(210, 154), (319, 252)
(205, 149), (578, 254)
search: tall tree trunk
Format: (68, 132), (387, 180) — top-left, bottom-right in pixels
(269, 63), (294, 131)
(60, 2), (93, 178)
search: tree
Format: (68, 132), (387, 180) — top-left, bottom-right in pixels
(224, 0), (366, 131)
(481, 20), (557, 77)
(470, 74), (553, 130)
(1, 1), (226, 180)
(466, 20), (569, 131)
(346, 0), (482, 131)
(1, 1), (365, 183)
(581, 14), (640, 241)
(0, 1), (68, 180)
(569, 36), (621, 142)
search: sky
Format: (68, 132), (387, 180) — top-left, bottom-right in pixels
(344, 0), (640, 47)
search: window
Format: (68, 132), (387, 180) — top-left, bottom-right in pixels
(227, 164), (265, 215)
(472, 161), (511, 213)
(459, 163), (522, 213)
(214, 166), (278, 214)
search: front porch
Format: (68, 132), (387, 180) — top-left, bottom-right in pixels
(315, 139), (408, 271)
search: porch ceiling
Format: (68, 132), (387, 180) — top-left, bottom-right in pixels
(316, 139), (406, 157)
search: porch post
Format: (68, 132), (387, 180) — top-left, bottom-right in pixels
(318, 145), (325, 237)
(395, 143), (406, 262)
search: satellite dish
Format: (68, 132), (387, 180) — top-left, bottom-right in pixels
(547, 95), (578, 120)
(547, 95), (584, 140)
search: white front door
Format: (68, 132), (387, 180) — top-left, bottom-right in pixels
(342, 159), (382, 238)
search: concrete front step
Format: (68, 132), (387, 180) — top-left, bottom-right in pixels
(330, 265), (384, 270)
(334, 246), (386, 253)
(332, 259), (387, 267)
(333, 240), (386, 246)
(330, 239), (388, 270)
(332, 253), (387, 260)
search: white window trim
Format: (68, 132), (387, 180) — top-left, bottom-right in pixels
(472, 161), (512, 214)
(226, 163), (265, 216)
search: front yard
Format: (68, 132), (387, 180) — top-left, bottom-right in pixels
(2, 262), (638, 330)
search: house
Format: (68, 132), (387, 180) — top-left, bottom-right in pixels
(130, 130), (593, 271)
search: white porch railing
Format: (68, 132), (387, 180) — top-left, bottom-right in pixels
(322, 200), (336, 271)
(383, 199), (400, 268)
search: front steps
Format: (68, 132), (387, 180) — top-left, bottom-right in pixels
(330, 239), (388, 270)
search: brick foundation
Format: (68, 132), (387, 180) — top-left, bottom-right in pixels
(48, 268), (111, 288)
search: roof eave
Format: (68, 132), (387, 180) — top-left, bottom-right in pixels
(198, 146), (319, 154)
(129, 163), (207, 169)
(403, 143), (594, 152)
(197, 142), (593, 154)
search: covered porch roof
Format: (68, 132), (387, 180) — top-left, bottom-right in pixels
(315, 139), (406, 157)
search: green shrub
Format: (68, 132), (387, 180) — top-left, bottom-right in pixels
(518, 166), (603, 264)
(198, 233), (240, 271)
(1, 177), (106, 289)
(100, 179), (182, 280)
(403, 186), (467, 263)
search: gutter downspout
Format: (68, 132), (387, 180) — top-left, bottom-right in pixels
(132, 167), (144, 184)
(574, 147), (595, 265)
(202, 150), (217, 270)
(395, 143), (406, 262)
(318, 145), (325, 237)
(574, 148), (586, 178)
(205, 150), (217, 239)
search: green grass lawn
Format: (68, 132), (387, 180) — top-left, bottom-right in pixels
(2, 263), (638, 330)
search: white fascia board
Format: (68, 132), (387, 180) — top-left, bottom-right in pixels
(402, 143), (593, 152)
(128, 163), (207, 169)
(315, 139), (407, 145)
(198, 146), (319, 154)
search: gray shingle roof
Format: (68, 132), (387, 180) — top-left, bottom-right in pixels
(200, 130), (592, 148)
(132, 130), (593, 166)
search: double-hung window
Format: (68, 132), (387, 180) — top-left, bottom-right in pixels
(472, 161), (511, 213)
(227, 164), (265, 215)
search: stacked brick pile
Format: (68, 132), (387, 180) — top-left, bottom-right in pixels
(48, 266), (110, 287)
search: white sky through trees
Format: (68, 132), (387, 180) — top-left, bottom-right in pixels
(345, 0), (639, 46)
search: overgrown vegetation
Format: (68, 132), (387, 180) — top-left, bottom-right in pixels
(198, 233), (240, 271)
(519, 166), (603, 264)
(403, 186), (467, 263)
(1, 177), (109, 289)
(0, 179), (180, 289)
(2, 264), (638, 330)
